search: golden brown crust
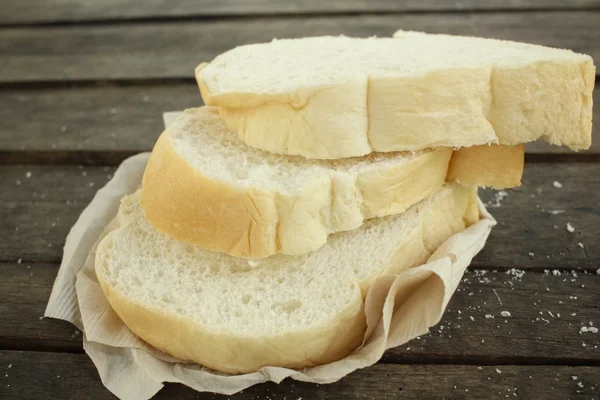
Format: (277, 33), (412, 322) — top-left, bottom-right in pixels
(141, 132), (279, 259)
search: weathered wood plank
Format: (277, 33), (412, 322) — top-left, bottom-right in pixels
(1, 351), (598, 399)
(1, 11), (598, 83)
(0, 163), (598, 268)
(2, 261), (598, 365)
(3, 0), (600, 25)
(0, 263), (81, 352)
(1, 83), (599, 159)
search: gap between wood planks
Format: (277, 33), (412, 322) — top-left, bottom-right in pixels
(4, 6), (600, 29)
(2, 0), (600, 27)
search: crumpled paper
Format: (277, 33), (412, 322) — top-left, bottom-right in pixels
(45, 114), (496, 400)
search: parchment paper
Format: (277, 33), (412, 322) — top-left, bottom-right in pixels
(45, 114), (496, 400)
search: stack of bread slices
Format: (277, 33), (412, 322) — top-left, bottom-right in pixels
(95, 31), (594, 374)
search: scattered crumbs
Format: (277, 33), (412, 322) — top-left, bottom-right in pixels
(596, 269), (600, 275)
(572, 376), (578, 380)
(17, 258), (22, 264)
(485, 314), (494, 319)
(552, 270), (561, 276)
(572, 271), (578, 278)
(88, 182), (95, 188)
(496, 368), (502, 374)
(553, 181), (562, 188)
(82, 171), (87, 177)
(501, 311), (511, 317)
(577, 242), (584, 249)
(505, 268), (525, 280)
(16, 179), (21, 185)
(572, 313), (577, 316)
(548, 311), (556, 318)
(566, 223), (575, 233)
(38, 316), (43, 320)
(569, 296), (578, 300)
(582, 342), (587, 347)
(488, 191), (508, 208)
(528, 252), (534, 257)
(546, 287), (550, 292)
(469, 316), (475, 322)
(7, 364), (12, 369)
(549, 210), (565, 215)
(580, 326), (598, 334)
(468, 292), (474, 296)
(406, 347), (410, 351)
(553, 225), (558, 229)
(57, 375), (60, 378)
(25, 171), (32, 178)
(577, 382), (584, 389)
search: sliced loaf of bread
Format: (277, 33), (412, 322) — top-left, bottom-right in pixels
(196, 32), (594, 159)
(96, 183), (479, 374)
(142, 107), (516, 258)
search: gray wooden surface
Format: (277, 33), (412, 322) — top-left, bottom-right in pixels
(1, 11), (599, 82)
(0, 1), (599, 399)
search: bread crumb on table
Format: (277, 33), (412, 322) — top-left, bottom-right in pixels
(566, 223), (575, 233)
(553, 181), (562, 188)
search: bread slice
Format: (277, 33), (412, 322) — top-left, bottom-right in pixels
(196, 31), (594, 159)
(142, 107), (514, 259)
(96, 183), (479, 374)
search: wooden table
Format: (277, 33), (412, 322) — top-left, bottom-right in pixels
(1, 1), (599, 399)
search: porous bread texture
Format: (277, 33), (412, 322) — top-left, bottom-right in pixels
(95, 183), (479, 373)
(196, 31), (595, 159)
(142, 107), (453, 259)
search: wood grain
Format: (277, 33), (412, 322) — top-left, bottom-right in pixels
(1, 163), (598, 268)
(1, 11), (598, 83)
(1, 83), (599, 160)
(1, 351), (598, 399)
(3, 0), (600, 25)
(2, 261), (598, 365)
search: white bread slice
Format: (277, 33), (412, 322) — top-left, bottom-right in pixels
(196, 32), (594, 159)
(142, 107), (514, 259)
(96, 183), (479, 374)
